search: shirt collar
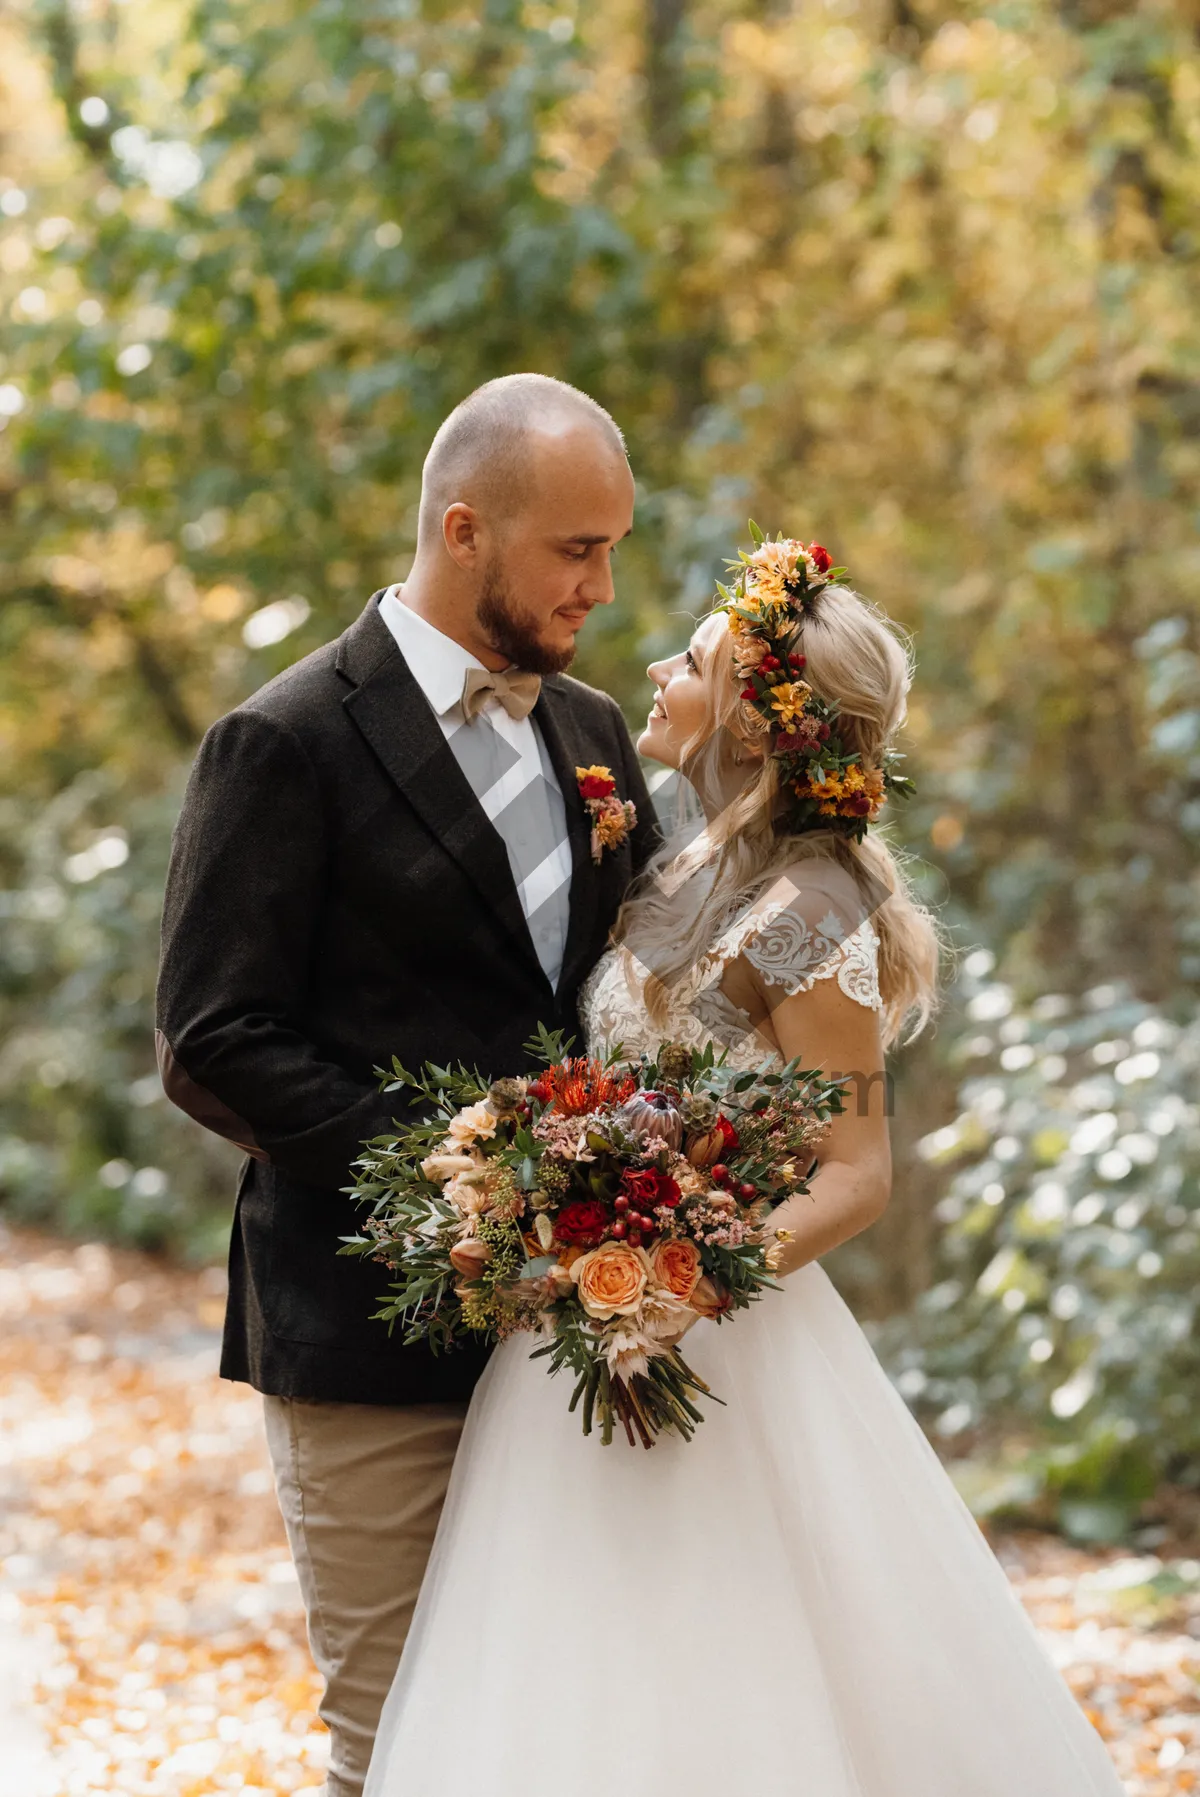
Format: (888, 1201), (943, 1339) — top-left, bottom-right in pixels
(377, 585), (487, 719)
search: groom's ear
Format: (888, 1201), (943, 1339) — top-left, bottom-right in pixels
(442, 501), (486, 569)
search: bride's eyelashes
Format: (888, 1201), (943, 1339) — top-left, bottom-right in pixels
(685, 649), (699, 674)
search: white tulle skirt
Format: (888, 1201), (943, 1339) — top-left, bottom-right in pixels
(364, 1261), (1126, 1797)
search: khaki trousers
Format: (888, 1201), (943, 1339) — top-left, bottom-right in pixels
(263, 1395), (469, 1797)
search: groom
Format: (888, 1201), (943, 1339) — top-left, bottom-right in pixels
(156, 373), (658, 1795)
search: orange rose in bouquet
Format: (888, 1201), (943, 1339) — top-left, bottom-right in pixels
(573, 1243), (649, 1320)
(650, 1237), (702, 1302)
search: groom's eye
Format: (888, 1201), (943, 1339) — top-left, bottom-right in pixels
(562, 541), (618, 562)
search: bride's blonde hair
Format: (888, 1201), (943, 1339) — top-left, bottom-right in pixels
(614, 586), (944, 1049)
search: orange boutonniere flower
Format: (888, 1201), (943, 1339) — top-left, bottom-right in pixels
(575, 765), (637, 865)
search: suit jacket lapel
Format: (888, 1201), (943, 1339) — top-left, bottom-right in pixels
(338, 598), (549, 990)
(534, 677), (601, 1000)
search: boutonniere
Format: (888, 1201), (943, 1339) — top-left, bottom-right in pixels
(576, 765), (637, 866)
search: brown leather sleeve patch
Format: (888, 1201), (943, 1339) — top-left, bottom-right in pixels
(155, 1030), (269, 1161)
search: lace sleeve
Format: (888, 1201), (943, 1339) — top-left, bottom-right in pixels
(701, 878), (883, 1014)
(741, 905), (882, 1012)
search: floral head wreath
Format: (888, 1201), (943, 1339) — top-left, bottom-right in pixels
(713, 522), (915, 843)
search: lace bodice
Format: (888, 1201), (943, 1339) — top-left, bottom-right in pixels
(580, 882), (882, 1071)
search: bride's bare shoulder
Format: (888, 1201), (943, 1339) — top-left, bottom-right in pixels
(755, 856), (878, 935)
(713, 855), (885, 1031)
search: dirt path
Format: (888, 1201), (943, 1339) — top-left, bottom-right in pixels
(1, 1224), (1198, 1794)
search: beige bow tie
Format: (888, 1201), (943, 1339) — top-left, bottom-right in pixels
(460, 665), (542, 723)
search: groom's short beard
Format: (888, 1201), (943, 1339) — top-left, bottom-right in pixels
(476, 557), (575, 676)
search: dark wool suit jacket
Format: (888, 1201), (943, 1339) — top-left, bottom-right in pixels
(156, 594), (660, 1406)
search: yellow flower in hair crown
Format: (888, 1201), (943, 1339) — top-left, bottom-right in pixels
(714, 522), (915, 843)
(576, 765), (638, 865)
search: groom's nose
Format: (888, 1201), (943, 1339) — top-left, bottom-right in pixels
(577, 558), (616, 608)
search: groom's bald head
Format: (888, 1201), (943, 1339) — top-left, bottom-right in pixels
(417, 373), (627, 548)
(404, 373), (633, 675)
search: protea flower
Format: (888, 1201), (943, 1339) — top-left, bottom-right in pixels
(615, 1091), (684, 1151)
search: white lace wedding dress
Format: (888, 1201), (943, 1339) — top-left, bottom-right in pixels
(364, 891), (1127, 1797)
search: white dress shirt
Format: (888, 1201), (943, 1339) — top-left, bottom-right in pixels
(378, 586), (571, 990)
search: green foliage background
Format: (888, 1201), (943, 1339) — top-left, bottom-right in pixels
(2, 0), (1199, 1519)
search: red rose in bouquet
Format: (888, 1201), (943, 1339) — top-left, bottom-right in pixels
(621, 1168), (681, 1210)
(552, 1199), (610, 1248)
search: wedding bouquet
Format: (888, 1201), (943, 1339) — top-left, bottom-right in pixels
(340, 1029), (843, 1447)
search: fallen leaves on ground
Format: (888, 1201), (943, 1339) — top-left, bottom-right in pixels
(1, 1225), (1199, 1794)
(0, 1227), (326, 1794)
(992, 1531), (1200, 1793)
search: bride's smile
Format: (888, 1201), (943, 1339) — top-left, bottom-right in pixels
(638, 613), (728, 769)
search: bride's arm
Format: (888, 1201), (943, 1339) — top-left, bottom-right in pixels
(753, 970), (892, 1276)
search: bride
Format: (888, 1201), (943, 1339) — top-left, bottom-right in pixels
(363, 541), (1126, 1796)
